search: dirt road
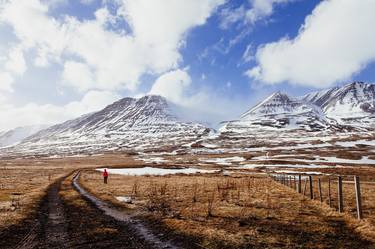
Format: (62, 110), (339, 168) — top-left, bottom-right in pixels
(0, 172), (177, 249)
(1, 170), (374, 249)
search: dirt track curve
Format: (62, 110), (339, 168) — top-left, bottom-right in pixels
(1, 171), (178, 249)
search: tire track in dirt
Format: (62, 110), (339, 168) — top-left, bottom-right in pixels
(12, 174), (71, 249)
(72, 172), (179, 249)
(44, 177), (69, 248)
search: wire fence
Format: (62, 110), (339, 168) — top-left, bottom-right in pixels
(271, 173), (375, 222)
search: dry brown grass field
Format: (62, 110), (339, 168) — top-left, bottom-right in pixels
(80, 168), (375, 248)
(1, 141), (375, 248)
(0, 154), (141, 230)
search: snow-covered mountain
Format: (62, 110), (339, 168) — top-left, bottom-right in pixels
(301, 82), (375, 128)
(221, 92), (334, 133)
(0, 125), (49, 148)
(221, 82), (374, 134)
(11, 95), (210, 155)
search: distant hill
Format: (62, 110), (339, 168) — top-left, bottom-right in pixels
(0, 125), (48, 148)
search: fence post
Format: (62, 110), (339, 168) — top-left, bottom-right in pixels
(318, 178), (323, 202)
(338, 176), (343, 213)
(303, 178), (308, 195)
(309, 175), (314, 199)
(298, 174), (302, 193)
(328, 177), (332, 208)
(354, 176), (363, 220)
(286, 175), (288, 186)
(285, 174), (288, 185)
(294, 176), (297, 190)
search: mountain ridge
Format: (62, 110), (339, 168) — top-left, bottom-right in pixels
(0, 125), (49, 148)
(14, 95), (210, 155)
(221, 82), (374, 133)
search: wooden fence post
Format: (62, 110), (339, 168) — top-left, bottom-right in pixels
(318, 178), (323, 202)
(328, 177), (332, 208)
(338, 176), (343, 213)
(285, 174), (288, 185)
(303, 178), (308, 196)
(298, 174), (302, 193)
(354, 176), (363, 220)
(286, 175), (289, 187)
(293, 176), (297, 190)
(309, 175), (314, 199)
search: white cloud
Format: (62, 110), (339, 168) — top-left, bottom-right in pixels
(4, 46), (26, 75)
(214, 0), (295, 55)
(149, 69), (191, 104)
(64, 90), (120, 115)
(148, 69), (249, 126)
(62, 61), (94, 92)
(219, 5), (245, 29)
(242, 43), (254, 63)
(0, 0), (226, 129)
(220, 0), (294, 29)
(248, 0), (375, 88)
(0, 72), (14, 92)
(80, 0), (95, 5)
(246, 0), (293, 24)
(0, 0), (224, 92)
(0, 90), (120, 131)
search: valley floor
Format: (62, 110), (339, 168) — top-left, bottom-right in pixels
(0, 132), (375, 248)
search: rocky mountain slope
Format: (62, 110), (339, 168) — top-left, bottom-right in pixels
(0, 125), (48, 148)
(221, 82), (374, 133)
(221, 92), (334, 133)
(10, 95), (210, 155)
(301, 82), (374, 128)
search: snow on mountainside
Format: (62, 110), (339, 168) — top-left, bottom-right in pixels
(0, 125), (49, 148)
(221, 92), (334, 133)
(12, 95), (210, 155)
(301, 82), (375, 128)
(221, 82), (375, 134)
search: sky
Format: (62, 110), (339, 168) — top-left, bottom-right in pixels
(0, 0), (375, 131)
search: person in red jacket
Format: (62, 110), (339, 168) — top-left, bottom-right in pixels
(103, 169), (109, 184)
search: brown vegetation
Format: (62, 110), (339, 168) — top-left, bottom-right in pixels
(81, 170), (374, 248)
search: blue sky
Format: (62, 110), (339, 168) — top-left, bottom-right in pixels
(0, 0), (374, 130)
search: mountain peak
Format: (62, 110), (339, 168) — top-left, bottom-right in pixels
(17, 94), (209, 154)
(301, 81), (374, 128)
(241, 91), (294, 118)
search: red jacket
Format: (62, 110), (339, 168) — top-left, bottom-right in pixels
(103, 170), (109, 177)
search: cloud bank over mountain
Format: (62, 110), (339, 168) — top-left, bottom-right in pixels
(248, 0), (375, 88)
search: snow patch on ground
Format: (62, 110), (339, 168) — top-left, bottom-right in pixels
(292, 156), (375, 165)
(137, 157), (168, 164)
(97, 167), (219, 176)
(273, 170), (325, 175)
(227, 161), (333, 169)
(335, 140), (375, 147)
(116, 196), (132, 203)
(230, 164), (261, 169)
(199, 156), (246, 165)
